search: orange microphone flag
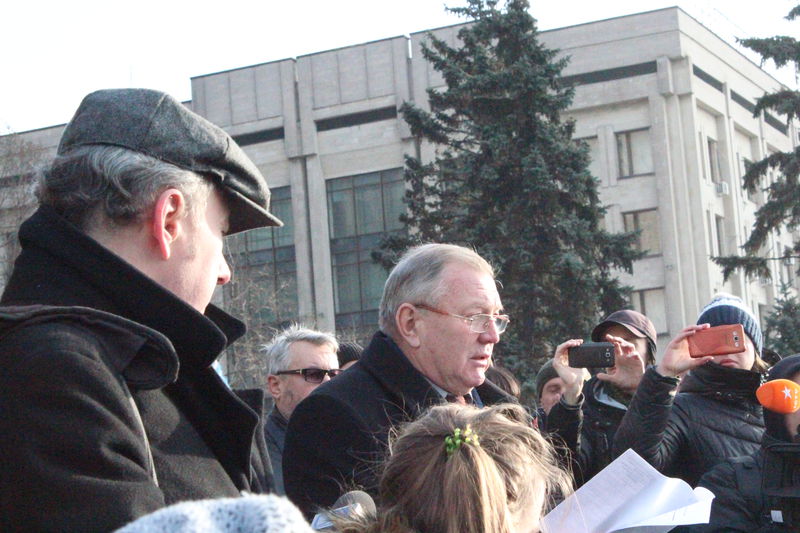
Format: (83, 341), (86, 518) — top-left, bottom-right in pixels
(756, 379), (800, 414)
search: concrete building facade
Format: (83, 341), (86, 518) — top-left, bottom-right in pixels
(1, 7), (796, 357)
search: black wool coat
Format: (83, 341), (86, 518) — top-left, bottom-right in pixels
(0, 207), (272, 532)
(282, 331), (514, 517)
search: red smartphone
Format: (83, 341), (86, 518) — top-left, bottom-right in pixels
(688, 324), (747, 357)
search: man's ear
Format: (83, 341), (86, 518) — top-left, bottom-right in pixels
(151, 188), (186, 260)
(266, 374), (282, 401)
(395, 303), (421, 348)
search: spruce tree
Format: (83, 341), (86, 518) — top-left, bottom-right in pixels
(376, 0), (641, 388)
(764, 284), (800, 357)
(714, 5), (800, 281)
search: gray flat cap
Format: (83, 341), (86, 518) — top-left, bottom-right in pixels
(58, 88), (282, 234)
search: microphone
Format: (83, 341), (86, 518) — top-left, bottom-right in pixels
(756, 379), (800, 414)
(310, 490), (376, 531)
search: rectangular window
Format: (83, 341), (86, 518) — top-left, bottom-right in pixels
(707, 138), (721, 183)
(782, 257), (796, 288)
(630, 288), (668, 334)
(715, 215), (725, 256)
(616, 129), (654, 178)
(706, 210), (714, 257)
(699, 133), (708, 181)
(623, 209), (661, 256)
(740, 155), (759, 203)
(244, 187), (294, 252)
(224, 186), (298, 325)
(737, 154), (752, 202)
(328, 168), (405, 331)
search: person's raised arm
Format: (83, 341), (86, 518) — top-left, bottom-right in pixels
(612, 325), (713, 469)
(552, 339), (590, 406)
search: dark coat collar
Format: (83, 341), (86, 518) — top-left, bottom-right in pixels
(1, 206), (245, 373)
(682, 362), (765, 404)
(358, 331), (513, 416)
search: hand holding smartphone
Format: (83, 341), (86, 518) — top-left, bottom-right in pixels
(687, 324), (746, 357)
(567, 341), (615, 368)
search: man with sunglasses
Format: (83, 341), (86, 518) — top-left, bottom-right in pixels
(263, 325), (340, 495)
(283, 243), (515, 517)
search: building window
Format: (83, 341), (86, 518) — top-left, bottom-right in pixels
(630, 287), (668, 334)
(781, 257), (796, 288)
(623, 209), (661, 256)
(225, 186), (298, 324)
(738, 154), (757, 202)
(715, 215), (725, 256)
(616, 129), (653, 178)
(699, 133), (707, 181)
(327, 168), (405, 330)
(244, 187), (295, 253)
(707, 138), (721, 183)
(706, 210), (714, 257)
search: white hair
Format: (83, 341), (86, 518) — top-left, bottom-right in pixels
(262, 324), (339, 376)
(378, 243), (495, 338)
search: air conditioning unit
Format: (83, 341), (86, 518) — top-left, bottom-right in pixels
(715, 181), (730, 196)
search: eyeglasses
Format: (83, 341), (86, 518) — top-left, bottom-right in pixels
(414, 303), (510, 334)
(275, 368), (343, 383)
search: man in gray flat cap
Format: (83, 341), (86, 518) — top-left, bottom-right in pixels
(0, 89), (282, 532)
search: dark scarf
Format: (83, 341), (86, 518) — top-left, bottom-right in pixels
(681, 362), (765, 405)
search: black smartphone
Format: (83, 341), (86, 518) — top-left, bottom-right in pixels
(568, 342), (615, 368)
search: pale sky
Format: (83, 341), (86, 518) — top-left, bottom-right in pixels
(2, 0), (797, 133)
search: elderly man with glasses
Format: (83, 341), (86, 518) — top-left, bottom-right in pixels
(283, 243), (514, 516)
(262, 325), (340, 495)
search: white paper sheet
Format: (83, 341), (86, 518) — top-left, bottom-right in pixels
(541, 449), (715, 533)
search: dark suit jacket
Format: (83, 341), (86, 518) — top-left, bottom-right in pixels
(282, 331), (514, 516)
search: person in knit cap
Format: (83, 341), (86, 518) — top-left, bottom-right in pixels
(546, 309), (658, 485)
(534, 360), (564, 415)
(337, 341), (364, 371)
(613, 293), (768, 487)
(689, 354), (800, 531)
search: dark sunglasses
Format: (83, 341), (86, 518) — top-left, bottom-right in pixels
(275, 368), (342, 383)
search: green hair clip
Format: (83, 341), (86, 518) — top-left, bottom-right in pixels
(444, 425), (480, 457)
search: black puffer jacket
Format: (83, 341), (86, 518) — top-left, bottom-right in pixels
(613, 363), (764, 487)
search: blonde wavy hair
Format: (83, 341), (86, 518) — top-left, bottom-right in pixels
(333, 403), (572, 533)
